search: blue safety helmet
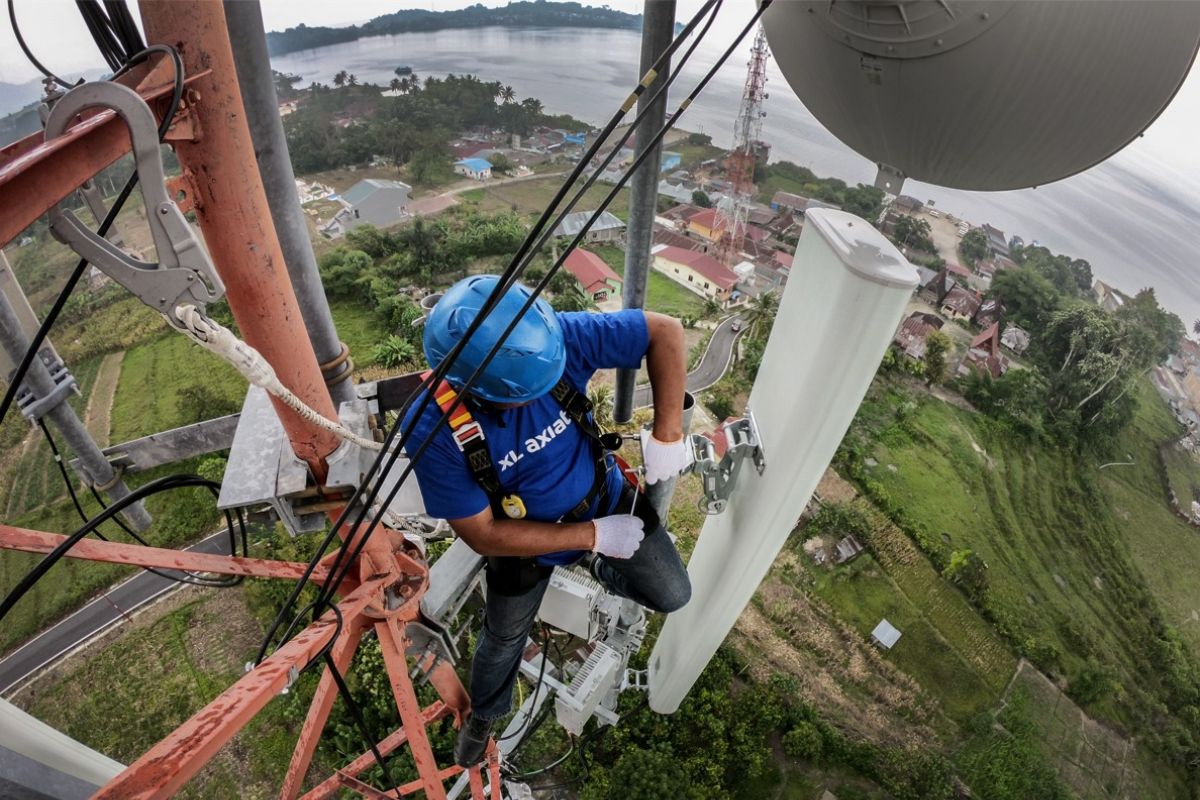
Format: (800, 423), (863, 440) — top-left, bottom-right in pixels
(423, 275), (566, 403)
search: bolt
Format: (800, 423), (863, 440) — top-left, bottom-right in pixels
(935, 38), (944, 46)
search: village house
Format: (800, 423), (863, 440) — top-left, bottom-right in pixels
(651, 244), (738, 305)
(453, 157), (493, 180)
(893, 312), (945, 360)
(893, 195), (923, 214)
(959, 322), (1010, 378)
(982, 223), (1010, 259)
(658, 203), (704, 229)
(653, 224), (706, 253)
(919, 266), (959, 306)
(1093, 279), (1126, 312)
(973, 297), (1004, 329)
(686, 207), (721, 240)
(563, 248), (623, 303)
(553, 210), (625, 244)
(1000, 324), (1030, 355)
(941, 284), (983, 322)
(322, 178), (411, 237)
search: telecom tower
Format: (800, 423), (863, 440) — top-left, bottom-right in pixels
(713, 25), (770, 268)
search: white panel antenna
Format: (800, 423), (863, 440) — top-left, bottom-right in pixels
(647, 208), (918, 713)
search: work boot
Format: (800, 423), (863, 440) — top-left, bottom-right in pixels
(454, 713), (494, 767)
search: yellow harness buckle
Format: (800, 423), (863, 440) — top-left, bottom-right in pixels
(501, 494), (527, 519)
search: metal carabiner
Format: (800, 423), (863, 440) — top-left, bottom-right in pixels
(43, 81), (224, 328)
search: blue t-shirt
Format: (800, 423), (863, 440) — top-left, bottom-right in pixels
(404, 309), (649, 565)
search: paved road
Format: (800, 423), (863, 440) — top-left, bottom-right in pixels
(0, 529), (235, 696)
(633, 314), (743, 408)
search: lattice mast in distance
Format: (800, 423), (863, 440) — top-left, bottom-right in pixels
(713, 25), (770, 268)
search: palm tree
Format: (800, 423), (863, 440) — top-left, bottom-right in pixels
(588, 384), (615, 429)
(347, 73), (358, 87)
(741, 290), (779, 342)
(521, 97), (544, 117)
(389, 78), (402, 93)
(501, 84), (516, 104)
(1193, 318), (1200, 337)
(333, 70), (348, 88)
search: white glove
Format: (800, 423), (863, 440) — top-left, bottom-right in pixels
(592, 515), (645, 559)
(641, 431), (690, 485)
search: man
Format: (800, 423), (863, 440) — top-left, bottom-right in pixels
(404, 274), (692, 767)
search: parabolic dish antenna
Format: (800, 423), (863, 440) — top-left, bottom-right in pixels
(762, 1), (1200, 191)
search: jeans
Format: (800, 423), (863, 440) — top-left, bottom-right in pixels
(468, 488), (691, 720)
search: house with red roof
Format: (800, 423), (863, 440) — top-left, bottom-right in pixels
(940, 285), (982, 322)
(893, 312), (945, 360)
(651, 244), (738, 305)
(563, 248), (623, 303)
(686, 207), (721, 241)
(958, 321), (1010, 379)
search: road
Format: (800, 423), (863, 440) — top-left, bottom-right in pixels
(633, 314), (743, 408)
(0, 529), (236, 696)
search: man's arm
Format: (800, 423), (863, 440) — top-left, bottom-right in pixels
(449, 506), (595, 557)
(644, 311), (687, 441)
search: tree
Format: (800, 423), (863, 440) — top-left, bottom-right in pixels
(943, 549), (988, 603)
(347, 73), (358, 87)
(783, 721), (823, 762)
(1115, 286), (1184, 364)
(958, 228), (989, 266)
(923, 329), (951, 386)
(333, 70), (348, 87)
(691, 189), (712, 208)
(549, 281), (595, 312)
(893, 214), (934, 252)
(500, 84), (515, 103)
(841, 184), (884, 220)
(588, 383), (614, 429)
(741, 291), (779, 343)
(488, 152), (514, 174)
(988, 267), (1061, 330)
(389, 78), (402, 92)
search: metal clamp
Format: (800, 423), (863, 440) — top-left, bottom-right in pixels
(685, 410), (766, 514)
(14, 351), (77, 422)
(43, 82), (224, 328)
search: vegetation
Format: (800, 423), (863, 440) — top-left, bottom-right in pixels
(923, 329), (951, 386)
(267, 2), (644, 56)
(756, 161), (885, 221)
(284, 73), (587, 180)
(958, 228), (989, 266)
(892, 214), (934, 253)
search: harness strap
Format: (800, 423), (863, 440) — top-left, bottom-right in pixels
(424, 371), (502, 496)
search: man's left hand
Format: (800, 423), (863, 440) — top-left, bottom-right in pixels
(642, 432), (690, 484)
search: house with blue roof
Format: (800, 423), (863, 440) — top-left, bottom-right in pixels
(454, 157), (493, 181)
(660, 151), (682, 172)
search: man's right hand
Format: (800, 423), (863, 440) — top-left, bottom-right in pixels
(592, 515), (645, 559)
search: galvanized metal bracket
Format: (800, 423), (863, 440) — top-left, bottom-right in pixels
(42, 81), (224, 328)
(14, 351), (77, 423)
(686, 410), (766, 514)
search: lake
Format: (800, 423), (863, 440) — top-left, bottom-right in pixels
(272, 25), (1200, 327)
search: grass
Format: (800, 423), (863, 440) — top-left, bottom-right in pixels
(470, 176), (631, 223)
(329, 298), (393, 374)
(592, 244), (707, 319)
(853, 378), (1200, 745)
(804, 547), (1009, 722)
(4, 355), (103, 517)
(109, 333), (245, 444)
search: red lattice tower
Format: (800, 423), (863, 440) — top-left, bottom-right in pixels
(713, 25), (770, 267)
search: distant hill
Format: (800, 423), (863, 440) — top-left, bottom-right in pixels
(267, 1), (647, 56)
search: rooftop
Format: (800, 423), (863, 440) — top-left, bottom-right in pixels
(454, 157), (493, 171)
(563, 247), (621, 293)
(342, 178), (412, 206)
(553, 210), (625, 238)
(652, 244), (738, 291)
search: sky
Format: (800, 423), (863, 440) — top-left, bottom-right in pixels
(2, 0), (1196, 172)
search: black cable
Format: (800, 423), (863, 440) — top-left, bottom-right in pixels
(34, 423), (246, 589)
(8, 0), (73, 88)
(308, 0), (766, 641)
(252, 0), (724, 666)
(324, 647), (401, 799)
(0, 44), (184, 435)
(0, 474), (229, 625)
(497, 626), (552, 744)
(287, 0), (731, 653)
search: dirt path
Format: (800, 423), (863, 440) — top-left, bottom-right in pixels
(83, 351), (123, 447)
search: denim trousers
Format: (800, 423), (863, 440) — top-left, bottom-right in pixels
(468, 489), (692, 721)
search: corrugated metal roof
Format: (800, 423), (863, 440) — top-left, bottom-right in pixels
(455, 157), (493, 171)
(552, 210), (625, 238)
(342, 178), (411, 207)
(871, 619), (902, 649)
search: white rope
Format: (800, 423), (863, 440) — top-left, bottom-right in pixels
(173, 305), (383, 452)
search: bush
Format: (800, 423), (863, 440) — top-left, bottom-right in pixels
(782, 721), (823, 762)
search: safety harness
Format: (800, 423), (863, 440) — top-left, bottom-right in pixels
(423, 372), (625, 523)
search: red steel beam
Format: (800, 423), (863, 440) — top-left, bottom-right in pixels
(279, 621), (368, 800)
(0, 68), (207, 246)
(0, 525), (332, 582)
(139, 0), (340, 475)
(298, 703), (452, 800)
(96, 578), (387, 800)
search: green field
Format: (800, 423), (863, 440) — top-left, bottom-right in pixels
(854, 379), (1200, 739)
(468, 176), (631, 222)
(592, 244), (707, 319)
